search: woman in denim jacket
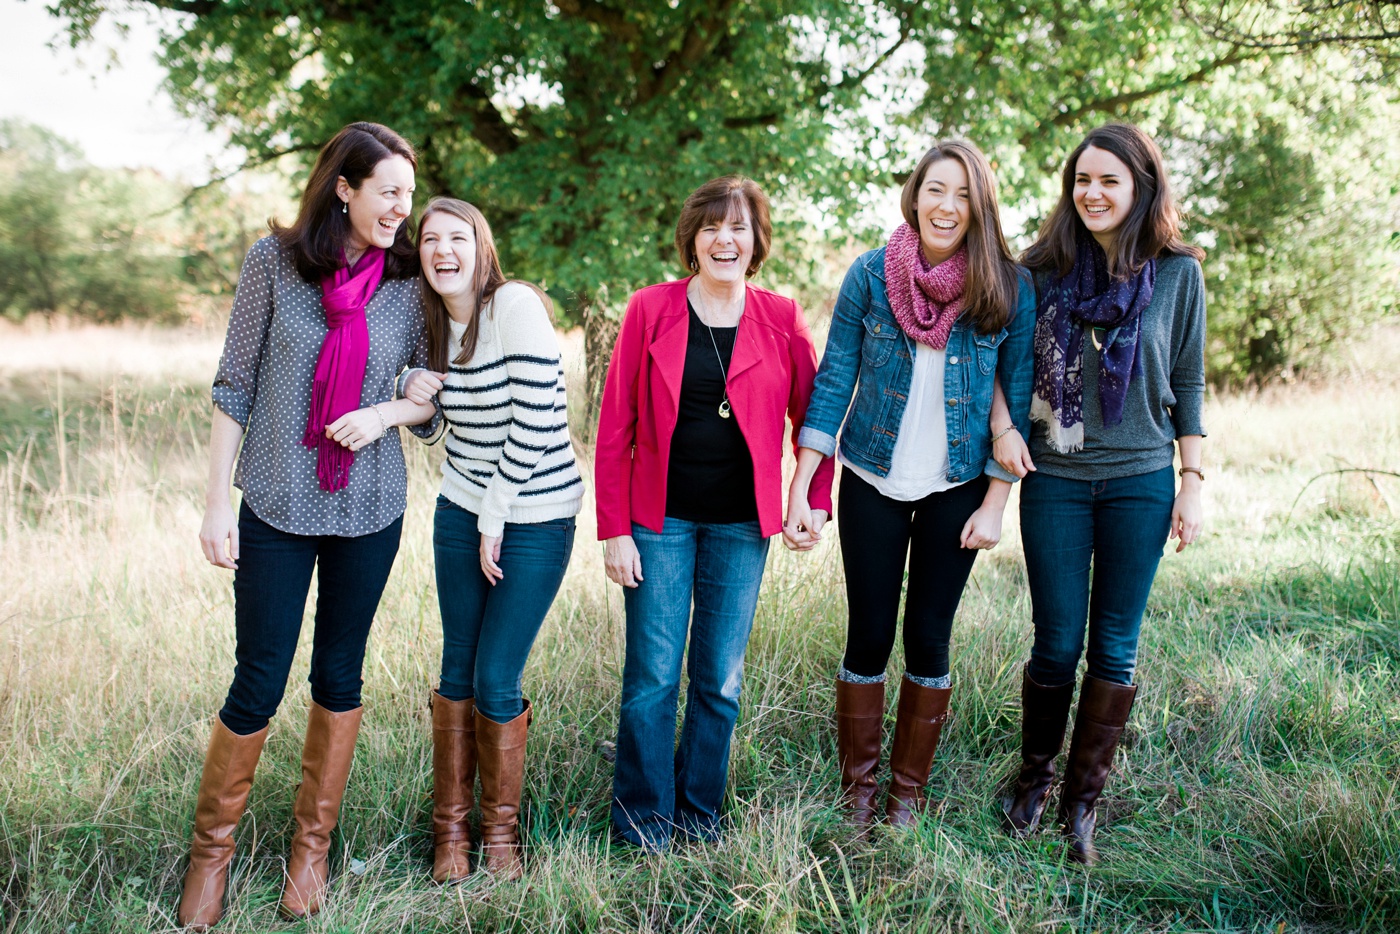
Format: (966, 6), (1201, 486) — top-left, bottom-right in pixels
(785, 140), (1034, 833)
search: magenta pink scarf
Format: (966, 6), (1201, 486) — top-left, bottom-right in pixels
(885, 223), (968, 350)
(302, 248), (385, 491)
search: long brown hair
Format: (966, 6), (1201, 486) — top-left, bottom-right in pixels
(272, 122), (419, 282)
(900, 140), (1020, 334)
(1021, 123), (1204, 278)
(419, 197), (553, 372)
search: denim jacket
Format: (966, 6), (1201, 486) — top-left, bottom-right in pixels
(797, 246), (1036, 485)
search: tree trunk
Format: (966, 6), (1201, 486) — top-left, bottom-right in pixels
(579, 289), (621, 444)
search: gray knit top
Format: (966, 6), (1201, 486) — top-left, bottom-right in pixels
(212, 236), (441, 536)
(1029, 254), (1207, 481)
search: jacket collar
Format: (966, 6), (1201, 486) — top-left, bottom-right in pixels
(649, 278), (766, 402)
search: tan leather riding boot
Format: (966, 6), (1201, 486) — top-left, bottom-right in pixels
(884, 676), (951, 827)
(476, 699), (531, 880)
(430, 691), (476, 884)
(834, 678), (884, 832)
(1059, 675), (1137, 865)
(279, 702), (362, 918)
(177, 716), (268, 930)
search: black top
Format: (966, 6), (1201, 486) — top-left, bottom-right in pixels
(665, 302), (759, 524)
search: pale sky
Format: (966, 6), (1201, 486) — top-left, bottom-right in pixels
(1, 0), (230, 181)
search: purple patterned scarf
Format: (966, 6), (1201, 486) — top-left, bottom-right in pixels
(1029, 233), (1155, 452)
(884, 223), (967, 350)
(302, 247), (385, 491)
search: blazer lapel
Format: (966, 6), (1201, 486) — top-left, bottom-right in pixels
(647, 303), (690, 414)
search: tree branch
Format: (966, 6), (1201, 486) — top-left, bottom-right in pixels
(641, 0), (742, 104)
(826, 1), (918, 94)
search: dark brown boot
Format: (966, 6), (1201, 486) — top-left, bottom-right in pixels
(1001, 665), (1075, 837)
(476, 699), (530, 880)
(834, 678), (885, 831)
(177, 716), (268, 931)
(430, 691), (476, 884)
(279, 702), (363, 918)
(1059, 675), (1137, 866)
(884, 676), (952, 827)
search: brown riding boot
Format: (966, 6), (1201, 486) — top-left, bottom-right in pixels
(476, 699), (531, 880)
(1059, 675), (1137, 866)
(430, 691), (476, 884)
(834, 678), (885, 831)
(1001, 665), (1075, 837)
(177, 716), (268, 931)
(884, 676), (952, 827)
(279, 702), (363, 918)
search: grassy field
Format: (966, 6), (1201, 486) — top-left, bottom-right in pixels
(0, 316), (1397, 933)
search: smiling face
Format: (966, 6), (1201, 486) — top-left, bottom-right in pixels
(1074, 145), (1136, 250)
(418, 210), (478, 304)
(692, 202), (755, 288)
(914, 157), (971, 266)
(338, 153), (415, 256)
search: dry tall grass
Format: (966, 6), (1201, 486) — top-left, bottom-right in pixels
(0, 319), (1396, 932)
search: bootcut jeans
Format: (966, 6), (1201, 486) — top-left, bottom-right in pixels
(1019, 465), (1175, 686)
(611, 518), (771, 849)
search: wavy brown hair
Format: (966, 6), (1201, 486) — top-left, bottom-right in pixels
(272, 122), (419, 282)
(900, 140), (1020, 334)
(1021, 123), (1204, 278)
(675, 176), (772, 277)
(418, 198), (552, 372)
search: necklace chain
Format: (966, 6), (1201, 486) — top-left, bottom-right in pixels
(692, 290), (742, 419)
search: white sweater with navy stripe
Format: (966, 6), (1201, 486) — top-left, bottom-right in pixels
(436, 283), (583, 537)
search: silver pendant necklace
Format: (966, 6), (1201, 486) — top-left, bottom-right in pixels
(693, 295), (738, 418)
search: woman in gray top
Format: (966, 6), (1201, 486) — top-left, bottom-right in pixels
(991, 123), (1206, 866)
(178, 123), (438, 930)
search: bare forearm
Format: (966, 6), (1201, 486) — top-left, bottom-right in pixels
(1177, 434), (1203, 494)
(376, 397), (436, 428)
(790, 447), (826, 498)
(206, 408), (244, 508)
(980, 477), (1012, 511)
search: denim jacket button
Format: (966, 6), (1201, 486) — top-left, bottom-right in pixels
(950, 439), (960, 447)
(873, 323), (881, 333)
(949, 356), (959, 365)
(946, 398), (958, 407)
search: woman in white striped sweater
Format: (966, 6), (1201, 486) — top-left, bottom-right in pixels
(401, 197), (583, 882)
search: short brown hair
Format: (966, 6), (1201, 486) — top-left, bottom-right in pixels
(899, 140), (1021, 334)
(674, 176), (772, 277)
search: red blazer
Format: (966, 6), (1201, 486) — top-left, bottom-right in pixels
(595, 278), (834, 541)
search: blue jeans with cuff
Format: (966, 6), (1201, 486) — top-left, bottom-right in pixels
(433, 495), (575, 724)
(1019, 466), (1175, 686)
(611, 518), (771, 849)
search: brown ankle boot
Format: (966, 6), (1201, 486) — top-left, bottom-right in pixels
(884, 676), (952, 827)
(177, 716), (268, 931)
(834, 678), (884, 830)
(1059, 675), (1137, 866)
(476, 699), (531, 880)
(279, 702), (363, 918)
(430, 691), (476, 884)
(1001, 665), (1075, 837)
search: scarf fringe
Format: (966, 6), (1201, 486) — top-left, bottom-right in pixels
(1029, 392), (1084, 454)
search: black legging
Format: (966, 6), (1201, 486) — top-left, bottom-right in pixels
(837, 467), (989, 680)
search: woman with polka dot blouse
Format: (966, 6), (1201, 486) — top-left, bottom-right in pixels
(178, 122), (439, 930)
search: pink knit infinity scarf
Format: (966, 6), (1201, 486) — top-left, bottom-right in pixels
(302, 247), (385, 492)
(885, 223), (967, 350)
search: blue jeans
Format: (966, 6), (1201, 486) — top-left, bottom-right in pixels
(1019, 466), (1175, 686)
(611, 519), (771, 848)
(220, 503), (402, 735)
(433, 496), (575, 723)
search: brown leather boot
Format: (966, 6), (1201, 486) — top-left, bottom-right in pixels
(430, 691), (476, 884)
(177, 716), (268, 931)
(834, 678), (884, 831)
(1001, 665), (1075, 837)
(279, 702), (363, 918)
(1059, 675), (1137, 866)
(884, 676), (952, 827)
(475, 699), (530, 880)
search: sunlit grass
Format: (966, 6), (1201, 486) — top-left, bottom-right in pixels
(0, 321), (1397, 932)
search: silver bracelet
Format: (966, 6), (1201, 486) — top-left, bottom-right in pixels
(373, 404), (389, 437)
(991, 425), (1018, 443)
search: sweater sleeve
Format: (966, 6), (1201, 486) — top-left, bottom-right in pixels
(1168, 259), (1207, 438)
(211, 238), (277, 429)
(402, 311), (444, 442)
(476, 286), (566, 538)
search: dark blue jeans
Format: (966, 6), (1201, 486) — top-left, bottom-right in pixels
(220, 503), (402, 735)
(433, 496), (576, 724)
(611, 519), (771, 849)
(1019, 466), (1175, 686)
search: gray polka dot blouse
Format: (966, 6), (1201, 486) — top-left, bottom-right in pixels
(212, 236), (442, 537)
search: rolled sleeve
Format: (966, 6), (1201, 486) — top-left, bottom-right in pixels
(797, 424), (838, 457)
(211, 240), (277, 428)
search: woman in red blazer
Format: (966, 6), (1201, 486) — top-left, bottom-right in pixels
(595, 176), (833, 850)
